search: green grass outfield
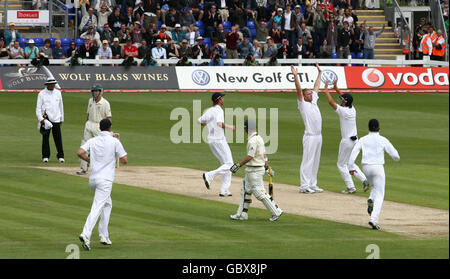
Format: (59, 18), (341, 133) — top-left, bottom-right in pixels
(0, 92), (448, 259)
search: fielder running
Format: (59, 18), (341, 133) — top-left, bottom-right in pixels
(323, 80), (370, 194)
(229, 119), (283, 221)
(291, 63), (324, 194)
(78, 119), (128, 250)
(77, 84), (112, 175)
(348, 119), (400, 230)
(200, 93), (235, 197)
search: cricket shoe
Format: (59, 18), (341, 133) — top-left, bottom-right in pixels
(269, 209), (283, 222)
(202, 173), (211, 190)
(58, 158), (65, 163)
(230, 212), (248, 220)
(363, 180), (371, 192)
(219, 191), (232, 197)
(369, 221), (381, 230)
(76, 169), (87, 175)
(299, 187), (315, 194)
(42, 158), (49, 163)
(79, 234), (91, 251)
(367, 199), (374, 215)
(100, 236), (112, 245)
(310, 186), (324, 193)
(341, 188), (357, 194)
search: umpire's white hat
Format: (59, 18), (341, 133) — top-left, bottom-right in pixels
(45, 78), (58, 85)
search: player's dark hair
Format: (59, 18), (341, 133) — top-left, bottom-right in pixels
(100, 118), (112, 131)
(368, 119), (380, 132)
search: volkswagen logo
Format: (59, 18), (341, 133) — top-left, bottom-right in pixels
(362, 68), (385, 87)
(192, 70), (211, 86)
(321, 69), (338, 84)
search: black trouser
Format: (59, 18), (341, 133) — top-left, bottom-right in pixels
(42, 122), (64, 159)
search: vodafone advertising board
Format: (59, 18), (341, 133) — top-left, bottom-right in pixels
(176, 66), (348, 90)
(345, 67), (449, 89)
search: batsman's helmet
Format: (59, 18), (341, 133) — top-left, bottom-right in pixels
(244, 119), (256, 132)
(91, 83), (103, 99)
(339, 93), (353, 107)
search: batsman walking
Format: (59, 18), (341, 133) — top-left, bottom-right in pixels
(323, 80), (370, 194)
(77, 84), (112, 175)
(229, 119), (283, 222)
(78, 119), (127, 250)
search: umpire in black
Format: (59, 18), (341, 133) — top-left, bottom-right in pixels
(35, 78), (65, 163)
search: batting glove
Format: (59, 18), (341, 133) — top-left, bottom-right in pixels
(230, 163), (241, 173)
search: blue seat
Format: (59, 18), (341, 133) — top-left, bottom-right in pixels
(357, 52), (364, 59)
(350, 52), (356, 59)
(61, 37), (72, 46)
(222, 21), (231, 29)
(63, 46), (70, 52)
(195, 21), (204, 28)
(247, 20), (255, 29)
(250, 28), (256, 37)
(222, 52), (226, 59)
(157, 21), (162, 29)
(331, 52), (338, 59)
(203, 37), (211, 46)
(75, 38), (85, 46)
(224, 27), (231, 32)
(248, 38), (253, 44)
(33, 37), (45, 47)
(19, 38), (28, 48)
(199, 28), (205, 36)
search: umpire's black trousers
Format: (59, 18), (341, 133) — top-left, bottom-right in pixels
(42, 122), (64, 159)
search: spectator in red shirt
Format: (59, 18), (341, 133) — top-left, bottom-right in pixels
(225, 25), (240, 59)
(156, 24), (172, 43)
(122, 38), (138, 59)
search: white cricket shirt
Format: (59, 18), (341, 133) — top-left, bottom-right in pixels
(297, 91), (322, 136)
(36, 88), (64, 123)
(349, 132), (400, 166)
(198, 105), (226, 141)
(246, 132), (266, 167)
(336, 105), (357, 139)
(81, 131), (127, 182)
(87, 97), (112, 123)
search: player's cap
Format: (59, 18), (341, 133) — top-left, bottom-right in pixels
(91, 83), (103, 92)
(244, 119), (256, 131)
(45, 78), (58, 85)
(277, 8), (283, 12)
(368, 119), (380, 132)
(28, 39), (35, 44)
(113, 37), (119, 42)
(175, 23), (181, 28)
(339, 93), (353, 107)
(212, 92), (225, 102)
(100, 118), (112, 131)
(102, 40), (109, 44)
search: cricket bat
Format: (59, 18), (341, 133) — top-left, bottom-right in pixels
(268, 166), (273, 200)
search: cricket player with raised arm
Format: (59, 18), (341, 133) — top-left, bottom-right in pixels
(229, 119), (283, 222)
(77, 84), (112, 175)
(291, 63), (324, 194)
(77, 118), (128, 250)
(200, 93), (235, 197)
(348, 119), (400, 230)
(323, 80), (370, 194)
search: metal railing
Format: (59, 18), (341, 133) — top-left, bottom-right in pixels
(429, 0), (448, 61)
(384, 0), (414, 60)
(0, 57), (447, 67)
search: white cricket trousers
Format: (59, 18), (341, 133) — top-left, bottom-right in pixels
(362, 164), (385, 224)
(300, 134), (322, 190)
(80, 121), (100, 171)
(82, 178), (113, 240)
(235, 168), (281, 217)
(206, 139), (233, 194)
(337, 138), (367, 190)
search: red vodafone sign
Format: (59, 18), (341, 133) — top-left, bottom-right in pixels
(345, 67), (449, 89)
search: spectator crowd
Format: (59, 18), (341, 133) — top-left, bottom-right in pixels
(0, 0), (447, 66)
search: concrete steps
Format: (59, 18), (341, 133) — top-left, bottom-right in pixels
(357, 9), (403, 60)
